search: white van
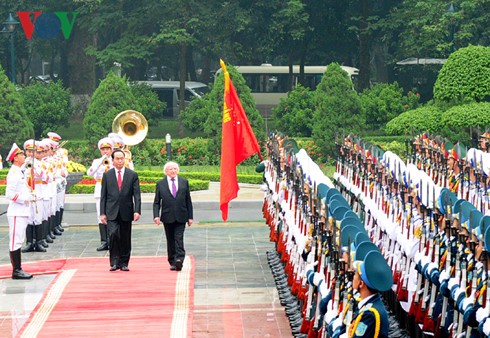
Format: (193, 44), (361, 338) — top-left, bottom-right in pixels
(139, 81), (209, 117)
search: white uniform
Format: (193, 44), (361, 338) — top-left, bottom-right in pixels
(22, 159), (45, 225)
(87, 157), (112, 223)
(6, 166), (33, 251)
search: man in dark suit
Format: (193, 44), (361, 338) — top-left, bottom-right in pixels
(153, 161), (193, 271)
(100, 149), (141, 271)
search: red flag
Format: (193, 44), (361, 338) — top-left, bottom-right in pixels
(219, 59), (262, 222)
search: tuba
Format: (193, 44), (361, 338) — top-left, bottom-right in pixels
(112, 110), (148, 161)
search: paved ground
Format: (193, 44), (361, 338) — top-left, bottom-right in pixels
(0, 183), (293, 337)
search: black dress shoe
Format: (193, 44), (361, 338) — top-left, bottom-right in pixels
(175, 260), (183, 271)
(170, 265), (177, 271)
(96, 243), (109, 251)
(120, 265), (129, 271)
(110, 265), (118, 271)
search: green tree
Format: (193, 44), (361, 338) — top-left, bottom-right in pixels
(0, 65), (34, 153)
(128, 82), (165, 124)
(433, 45), (490, 104)
(271, 85), (314, 137)
(181, 64), (265, 156)
(19, 82), (72, 138)
(311, 63), (363, 157)
(83, 71), (136, 145)
(360, 82), (419, 130)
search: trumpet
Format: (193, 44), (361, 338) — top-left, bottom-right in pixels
(25, 158), (34, 169)
(102, 155), (111, 166)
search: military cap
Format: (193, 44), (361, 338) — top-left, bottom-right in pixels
(7, 143), (24, 162)
(436, 188), (457, 215)
(485, 225), (490, 251)
(98, 137), (114, 150)
(317, 183), (329, 199)
(329, 194), (350, 208)
(255, 162), (266, 173)
(450, 143), (466, 161)
(354, 232), (371, 247)
(340, 216), (364, 232)
(479, 216), (490, 241)
(326, 188), (342, 202)
(480, 132), (490, 139)
(354, 241), (379, 261)
(23, 139), (36, 150)
(108, 133), (124, 149)
(283, 139), (299, 154)
(452, 198), (467, 219)
(47, 132), (62, 141)
(459, 201), (476, 229)
(341, 224), (361, 247)
(342, 210), (359, 220)
(442, 141), (454, 159)
(470, 209), (484, 239)
(332, 205), (350, 221)
(353, 250), (393, 292)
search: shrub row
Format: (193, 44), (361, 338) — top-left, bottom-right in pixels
(68, 179), (209, 194)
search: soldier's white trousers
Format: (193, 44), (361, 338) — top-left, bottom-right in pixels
(8, 216), (28, 251)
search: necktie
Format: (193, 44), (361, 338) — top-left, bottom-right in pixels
(117, 170), (122, 191)
(171, 178), (177, 197)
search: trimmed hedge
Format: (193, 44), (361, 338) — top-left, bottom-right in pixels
(67, 179), (210, 194)
(82, 172), (263, 184)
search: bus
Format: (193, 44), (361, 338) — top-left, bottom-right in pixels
(216, 64), (359, 116)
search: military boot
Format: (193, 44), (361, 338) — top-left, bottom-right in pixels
(10, 249), (33, 280)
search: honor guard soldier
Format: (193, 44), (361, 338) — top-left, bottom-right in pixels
(21, 139), (46, 253)
(109, 132), (134, 170)
(42, 138), (61, 241)
(48, 131), (68, 234)
(87, 137), (114, 251)
(5, 143), (34, 279)
(349, 250), (393, 338)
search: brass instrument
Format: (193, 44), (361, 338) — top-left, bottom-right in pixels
(25, 158), (34, 169)
(102, 155), (111, 166)
(112, 110), (148, 161)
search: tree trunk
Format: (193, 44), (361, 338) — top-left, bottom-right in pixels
(64, 25), (96, 95)
(178, 43), (187, 136)
(358, 0), (370, 91)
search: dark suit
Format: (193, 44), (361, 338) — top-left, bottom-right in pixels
(100, 168), (141, 268)
(153, 176), (193, 266)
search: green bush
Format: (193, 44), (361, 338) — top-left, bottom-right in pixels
(84, 171), (262, 184)
(0, 65), (34, 153)
(19, 81), (72, 139)
(181, 63), (265, 157)
(83, 72), (137, 145)
(385, 105), (443, 135)
(271, 85), (315, 137)
(312, 63), (364, 159)
(129, 81), (166, 124)
(360, 82), (419, 130)
(65, 137), (264, 169)
(433, 45), (490, 104)
(67, 179), (209, 194)
(441, 102), (490, 129)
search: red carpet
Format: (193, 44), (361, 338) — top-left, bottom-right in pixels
(1, 256), (194, 338)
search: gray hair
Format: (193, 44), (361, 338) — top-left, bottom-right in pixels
(163, 161), (180, 172)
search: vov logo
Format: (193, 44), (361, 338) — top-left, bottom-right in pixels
(16, 12), (79, 40)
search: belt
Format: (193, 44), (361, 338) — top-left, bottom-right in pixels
(96, 179), (102, 183)
(34, 181), (48, 184)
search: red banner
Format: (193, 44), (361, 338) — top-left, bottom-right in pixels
(219, 59), (262, 222)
